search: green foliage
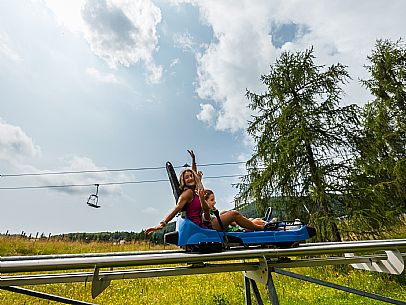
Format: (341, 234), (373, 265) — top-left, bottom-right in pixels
(345, 39), (406, 239)
(237, 48), (360, 241)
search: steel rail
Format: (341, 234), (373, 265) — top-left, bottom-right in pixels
(0, 262), (260, 286)
(1, 249), (183, 261)
(2, 239), (406, 273)
(3, 239), (404, 262)
(299, 238), (406, 247)
(2, 253), (405, 287)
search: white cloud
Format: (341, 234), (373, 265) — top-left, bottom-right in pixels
(86, 67), (120, 84)
(173, 31), (196, 52)
(25, 155), (128, 196)
(196, 103), (215, 125)
(43, 0), (86, 32)
(81, 0), (163, 82)
(173, 0), (406, 132)
(0, 119), (40, 163)
(169, 58), (179, 67)
(190, 1), (275, 132)
(0, 118), (124, 196)
(0, 31), (22, 62)
(145, 60), (163, 84)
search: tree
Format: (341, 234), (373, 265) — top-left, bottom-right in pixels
(346, 39), (406, 238)
(236, 48), (360, 242)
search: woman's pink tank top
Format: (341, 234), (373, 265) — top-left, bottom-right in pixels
(185, 193), (203, 226)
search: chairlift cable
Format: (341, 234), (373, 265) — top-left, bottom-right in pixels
(0, 174), (244, 190)
(0, 161), (246, 178)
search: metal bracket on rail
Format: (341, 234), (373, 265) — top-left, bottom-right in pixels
(243, 257), (280, 305)
(91, 266), (111, 299)
(345, 249), (404, 274)
(244, 257), (268, 285)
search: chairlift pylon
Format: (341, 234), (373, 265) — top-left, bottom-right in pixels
(87, 184), (100, 208)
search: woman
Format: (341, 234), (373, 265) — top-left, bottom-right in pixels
(145, 166), (210, 234)
(145, 151), (270, 234)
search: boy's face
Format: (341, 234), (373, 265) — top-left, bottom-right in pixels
(206, 194), (216, 209)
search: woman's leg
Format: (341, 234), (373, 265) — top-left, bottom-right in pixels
(211, 210), (264, 231)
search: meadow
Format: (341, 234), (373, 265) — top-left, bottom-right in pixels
(1, 235), (405, 305)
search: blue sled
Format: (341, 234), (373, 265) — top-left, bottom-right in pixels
(163, 161), (316, 251)
(164, 217), (316, 251)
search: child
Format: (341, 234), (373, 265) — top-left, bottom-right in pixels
(199, 189), (275, 231)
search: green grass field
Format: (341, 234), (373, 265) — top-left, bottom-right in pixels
(1, 236), (405, 305)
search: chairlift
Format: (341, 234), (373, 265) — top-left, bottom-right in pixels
(87, 184), (100, 208)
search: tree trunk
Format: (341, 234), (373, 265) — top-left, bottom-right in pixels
(305, 141), (342, 242)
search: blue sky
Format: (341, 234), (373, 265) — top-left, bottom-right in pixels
(1, 0), (405, 235)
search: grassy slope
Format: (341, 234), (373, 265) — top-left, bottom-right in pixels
(0, 235), (405, 305)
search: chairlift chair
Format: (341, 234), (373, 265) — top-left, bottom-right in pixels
(87, 184), (100, 208)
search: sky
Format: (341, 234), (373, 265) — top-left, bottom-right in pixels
(1, 0), (405, 236)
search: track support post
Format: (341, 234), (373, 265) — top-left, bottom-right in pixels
(244, 276), (252, 305)
(91, 266), (111, 299)
(266, 268), (280, 305)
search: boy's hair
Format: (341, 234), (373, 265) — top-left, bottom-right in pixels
(179, 168), (199, 191)
(204, 189), (213, 200)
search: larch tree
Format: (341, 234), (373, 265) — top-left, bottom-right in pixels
(237, 48), (360, 242)
(346, 39), (406, 238)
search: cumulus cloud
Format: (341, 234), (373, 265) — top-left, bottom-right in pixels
(173, 31), (196, 52)
(0, 119), (124, 196)
(189, 1), (275, 132)
(32, 155), (128, 196)
(172, 0), (406, 132)
(169, 58), (179, 68)
(0, 119), (40, 163)
(44, 0), (86, 32)
(196, 103), (216, 125)
(81, 0), (163, 83)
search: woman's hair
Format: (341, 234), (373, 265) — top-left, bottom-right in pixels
(203, 189), (213, 200)
(179, 168), (200, 191)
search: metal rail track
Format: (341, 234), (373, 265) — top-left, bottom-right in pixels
(1, 239), (406, 305)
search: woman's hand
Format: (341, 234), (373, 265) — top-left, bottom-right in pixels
(145, 223), (164, 235)
(187, 149), (195, 160)
(188, 150), (197, 173)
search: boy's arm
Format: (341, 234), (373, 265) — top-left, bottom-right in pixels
(198, 187), (211, 221)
